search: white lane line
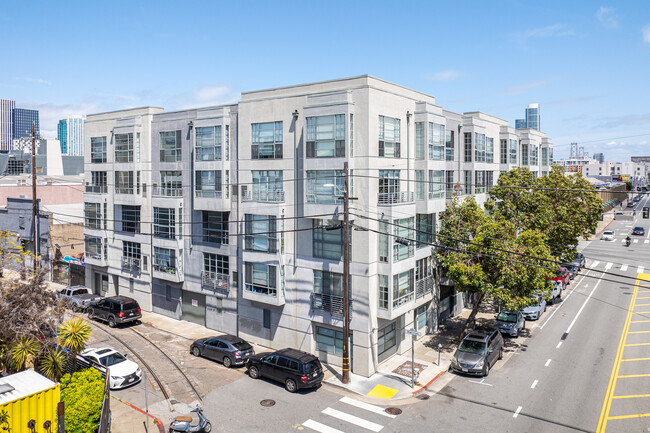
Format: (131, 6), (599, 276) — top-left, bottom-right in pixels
(621, 264), (629, 271)
(640, 266), (646, 274)
(645, 240), (649, 244)
(340, 397), (396, 419)
(303, 419), (345, 433)
(621, 239), (626, 243)
(564, 273), (603, 335)
(634, 239), (639, 244)
(530, 380), (538, 389)
(468, 378), (493, 386)
(605, 262), (613, 271)
(556, 341), (562, 349)
(539, 271), (589, 330)
(513, 406), (523, 418)
(592, 261), (600, 268)
(545, 359), (552, 367)
(322, 408), (383, 432)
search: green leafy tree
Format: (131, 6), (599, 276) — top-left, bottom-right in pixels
(60, 368), (104, 432)
(9, 336), (41, 371)
(437, 197), (553, 339)
(58, 318), (92, 371)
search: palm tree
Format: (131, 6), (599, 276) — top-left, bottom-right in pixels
(58, 318), (92, 371)
(39, 347), (67, 381)
(10, 336), (41, 371)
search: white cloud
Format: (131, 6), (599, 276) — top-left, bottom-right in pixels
(514, 24), (574, 44)
(640, 140), (648, 145)
(596, 7), (618, 29)
(499, 79), (549, 96)
(428, 70), (463, 81)
(16, 77), (52, 86)
(643, 24), (650, 43)
(606, 140), (626, 147)
(172, 84), (238, 110)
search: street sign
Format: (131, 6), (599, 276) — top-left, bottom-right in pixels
(406, 328), (422, 337)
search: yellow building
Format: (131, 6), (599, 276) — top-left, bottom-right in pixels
(0, 370), (59, 433)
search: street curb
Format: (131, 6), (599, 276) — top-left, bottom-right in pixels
(112, 396), (165, 433)
(412, 371), (445, 395)
(594, 217), (614, 239)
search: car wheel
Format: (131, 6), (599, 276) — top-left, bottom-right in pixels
(191, 346), (200, 357)
(71, 304), (79, 312)
(249, 366), (259, 379)
(498, 348), (503, 360)
(87, 308), (94, 319)
(483, 364), (490, 377)
(203, 422), (212, 433)
(285, 378), (297, 393)
(108, 317), (116, 328)
(223, 356), (232, 368)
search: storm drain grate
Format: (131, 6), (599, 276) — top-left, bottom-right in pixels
(385, 407), (402, 415)
(260, 399), (276, 407)
(415, 393), (430, 400)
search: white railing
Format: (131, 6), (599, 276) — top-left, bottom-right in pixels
(311, 293), (344, 316)
(152, 186), (183, 197)
(121, 257), (140, 272)
(243, 189), (285, 202)
(202, 271), (229, 290)
(378, 191), (414, 204)
(416, 275), (434, 299)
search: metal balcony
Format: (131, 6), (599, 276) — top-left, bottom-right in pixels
(201, 271), (229, 296)
(416, 275), (434, 299)
(85, 185), (107, 193)
(311, 293), (346, 317)
(378, 191), (414, 205)
(243, 189), (285, 203)
(152, 186), (183, 197)
(121, 257), (140, 272)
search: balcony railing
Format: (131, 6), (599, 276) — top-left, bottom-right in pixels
(378, 191), (414, 205)
(153, 186), (183, 197)
(153, 263), (177, 275)
(121, 257), (140, 272)
(416, 275), (434, 299)
(195, 189), (223, 198)
(202, 271), (229, 291)
(86, 250), (103, 261)
(85, 185), (107, 193)
(393, 291), (414, 308)
(115, 186), (134, 195)
(243, 189), (285, 203)
(311, 293), (345, 317)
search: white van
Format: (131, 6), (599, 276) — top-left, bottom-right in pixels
(550, 280), (563, 303)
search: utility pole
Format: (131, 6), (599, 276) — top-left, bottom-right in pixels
(31, 124), (37, 271)
(342, 161), (352, 384)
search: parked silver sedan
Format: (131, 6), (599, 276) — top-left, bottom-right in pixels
(495, 310), (525, 337)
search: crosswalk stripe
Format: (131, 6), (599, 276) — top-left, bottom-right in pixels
(645, 240), (649, 244)
(622, 264), (629, 271)
(605, 262), (613, 271)
(322, 408), (384, 432)
(640, 266), (646, 274)
(303, 419), (345, 433)
(592, 261), (600, 268)
(634, 239), (639, 244)
(340, 397), (396, 418)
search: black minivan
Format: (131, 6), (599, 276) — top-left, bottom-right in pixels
(246, 348), (324, 392)
(88, 296), (141, 327)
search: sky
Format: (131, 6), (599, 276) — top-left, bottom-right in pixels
(1, 0), (649, 161)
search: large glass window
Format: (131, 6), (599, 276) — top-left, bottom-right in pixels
(158, 171), (182, 196)
(91, 137), (106, 163)
(379, 220), (389, 263)
(252, 170), (283, 202)
(306, 170), (343, 204)
(153, 247), (176, 273)
(378, 322), (396, 355)
(464, 170), (472, 195)
(245, 262), (276, 296)
(475, 170), (486, 194)
(306, 115), (345, 158)
(500, 139), (508, 164)
(120, 205), (140, 233)
(245, 215), (277, 253)
(542, 148), (548, 166)
(87, 171), (107, 193)
(204, 253), (228, 275)
(521, 143), (529, 165)
(315, 326), (344, 356)
(510, 139), (517, 164)
(530, 145), (538, 165)
(252, 122), (283, 159)
(445, 130), (454, 161)
(202, 211), (229, 245)
(393, 217), (414, 262)
(428, 170), (444, 199)
(160, 130), (182, 162)
(445, 171), (454, 199)
(416, 214), (435, 248)
(195, 171), (222, 198)
(196, 126), (222, 161)
(474, 133), (486, 162)
(393, 269), (414, 307)
(154, 208), (175, 239)
(486, 137), (494, 163)
(378, 275), (389, 309)
(114, 133), (133, 163)
(313, 270), (345, 315)
(464, 133), (472, 162)
(313, 220), (345, 260)
(416, 256), (433, 281)
(428, 123), (445, 160)
(115, 171), (133, 194)
(122, 241), (141, 259)
(415, 170), (425, 200)
(379, 116), (400, 158)
(85, 236), (103, 260)
(415, 122), (425, 160)
(378, 170), (400, 204)
(84, 203), (101, 230)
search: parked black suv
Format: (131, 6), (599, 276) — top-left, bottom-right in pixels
(88, 296), (141, 327)
(246, 348), (324, 392)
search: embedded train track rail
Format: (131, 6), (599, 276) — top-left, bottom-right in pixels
(87, 318), (203, 404)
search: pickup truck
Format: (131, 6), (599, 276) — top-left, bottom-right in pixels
(57, 285), (103, 311)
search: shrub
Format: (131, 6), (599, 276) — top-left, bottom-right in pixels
(60, 368), (104, 433)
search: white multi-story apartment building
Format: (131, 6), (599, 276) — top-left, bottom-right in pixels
(83, 76), (553, 376)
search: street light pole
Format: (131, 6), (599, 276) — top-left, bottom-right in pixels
(31, 124), (37, 271)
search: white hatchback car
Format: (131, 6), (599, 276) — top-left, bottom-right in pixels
(81, 347), (142, 389)
(601, 230), (615, 241)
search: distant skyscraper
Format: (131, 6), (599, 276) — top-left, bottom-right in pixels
(12, 108), (39, 140)
(0, 99), (15, 151)
(515, 103), (540, 131)
(57, 115), (85, 155)
(593, 152), (605, 163)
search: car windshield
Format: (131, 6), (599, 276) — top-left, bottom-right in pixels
(603, 231), (614, 236)
(98, 352), (126, 367)
(233, 342), (252, 351)
(458, 339), (486, 354)
(635, 227), (643, 231)
(497, 312), (518, 322)
(556, 270), (565, 277)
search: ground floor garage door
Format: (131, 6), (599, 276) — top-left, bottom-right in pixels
(181, 291), (206, 326)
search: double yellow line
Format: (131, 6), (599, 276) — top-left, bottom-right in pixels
(597, 274), (650, 432)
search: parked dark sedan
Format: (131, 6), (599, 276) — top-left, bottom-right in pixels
(632, 226), (645, 236)
(190, 334), (254, 368)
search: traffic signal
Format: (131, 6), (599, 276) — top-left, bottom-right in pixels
(644, 207), (649, 219)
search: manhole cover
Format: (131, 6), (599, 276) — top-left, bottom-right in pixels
(415, 393), (430, 400)
(385, 407), (402, 415)
(260, 399), (276, 407)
